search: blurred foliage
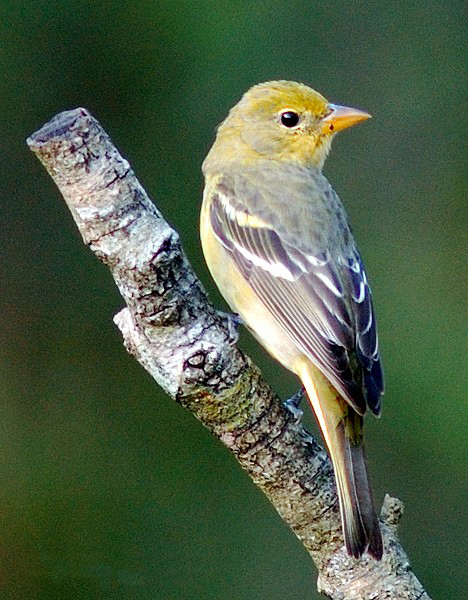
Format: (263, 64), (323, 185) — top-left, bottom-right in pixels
(0, 1), (466, 598)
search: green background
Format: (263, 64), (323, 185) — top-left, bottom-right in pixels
(1, 1), (466, 598)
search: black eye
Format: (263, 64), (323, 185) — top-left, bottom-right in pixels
(280, 111), (300, 128)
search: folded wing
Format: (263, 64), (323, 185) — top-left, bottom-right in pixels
(210, 179), (384, 415)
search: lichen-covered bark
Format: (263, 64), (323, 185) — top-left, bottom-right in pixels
(27, 109), (430, 599)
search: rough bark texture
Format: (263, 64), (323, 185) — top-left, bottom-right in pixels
(27, 108), (430, 600)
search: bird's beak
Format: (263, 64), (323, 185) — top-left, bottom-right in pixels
(321, 104), (371, 134)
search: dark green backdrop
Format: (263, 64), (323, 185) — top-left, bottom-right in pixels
(1, 1), (466, 598)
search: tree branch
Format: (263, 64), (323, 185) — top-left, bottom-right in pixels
(27, 109), (430, 600)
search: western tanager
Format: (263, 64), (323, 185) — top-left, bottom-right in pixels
(200, 80), (384, 559)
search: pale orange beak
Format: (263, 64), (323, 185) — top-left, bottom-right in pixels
(321, 103), (371, 134)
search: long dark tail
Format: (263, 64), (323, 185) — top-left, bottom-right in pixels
(301, 364), (383, 559)
(334, 412), (383, 559)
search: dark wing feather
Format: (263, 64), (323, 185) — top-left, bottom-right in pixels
(210, 182), (384, 415)
(344, 254), (384, 413)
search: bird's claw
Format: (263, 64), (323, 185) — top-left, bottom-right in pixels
(283, 387), (305, 424)
(218, 311), (244, 344)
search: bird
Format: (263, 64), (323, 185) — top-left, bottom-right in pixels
(200, 80), (384, 560)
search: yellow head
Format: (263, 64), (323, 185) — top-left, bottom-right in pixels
(204, 80), (370, 171)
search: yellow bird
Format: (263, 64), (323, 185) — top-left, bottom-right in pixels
(200, 81), (384, 559)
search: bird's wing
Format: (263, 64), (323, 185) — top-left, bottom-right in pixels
(209, 177), (383, 415)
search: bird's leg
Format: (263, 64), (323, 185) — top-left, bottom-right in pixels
(283, 386), (305, 423)
(226, 312), (244, 327)
(218, 311), (244, 345)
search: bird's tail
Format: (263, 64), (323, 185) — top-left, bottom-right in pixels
(300, 363), (383, 560)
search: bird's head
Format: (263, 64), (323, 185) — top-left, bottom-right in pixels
(207, 80), (371, 170)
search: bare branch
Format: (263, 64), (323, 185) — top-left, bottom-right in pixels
(27, 109), (430, 600)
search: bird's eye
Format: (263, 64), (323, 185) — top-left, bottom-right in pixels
(280, 111), (300, 128)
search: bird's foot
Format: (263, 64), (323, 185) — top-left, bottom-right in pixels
(283, 387), (305, 424)
(218, 311), (243, 344)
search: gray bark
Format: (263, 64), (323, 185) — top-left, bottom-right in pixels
(27, 108), (430, 600)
